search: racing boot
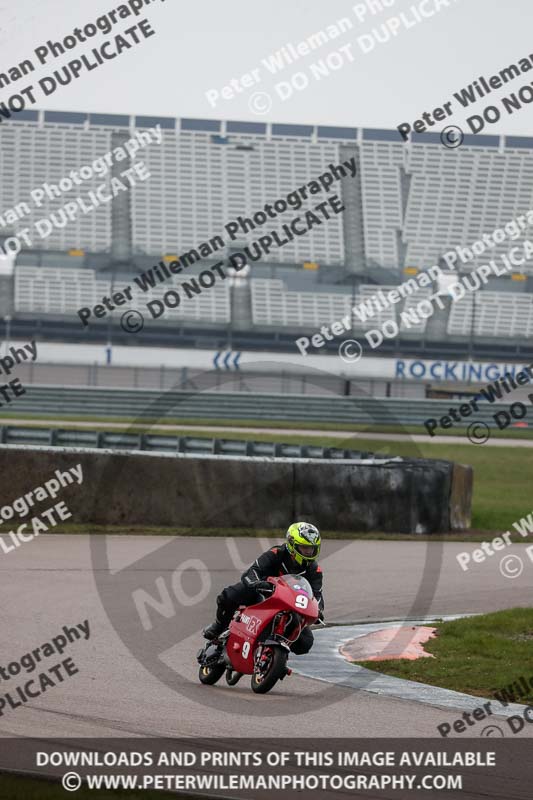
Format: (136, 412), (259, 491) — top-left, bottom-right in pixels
(203, 620), (225, 640)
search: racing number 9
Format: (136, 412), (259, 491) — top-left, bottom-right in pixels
(242, 641), (250, 658)
(295, 594), (309, 609)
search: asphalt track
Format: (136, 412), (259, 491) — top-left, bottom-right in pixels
(1, 417), (532, 447)
(1, 534), (532, 740)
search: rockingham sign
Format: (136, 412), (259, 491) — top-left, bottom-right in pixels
(11, 341), (530, 385)
(295, 354), (533, 384)
(390, 359), (532, 383)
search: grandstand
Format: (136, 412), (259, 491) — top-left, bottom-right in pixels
(251, 278), (350, 329)
(3, 112), (533, 272)
(14, 266), (230, 325)
(447, 290), (533, 339)
(9, 263), (533, 347)
(2, 110), (533, 351)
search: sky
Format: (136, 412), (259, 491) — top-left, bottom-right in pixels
(1, 0), (533, 135)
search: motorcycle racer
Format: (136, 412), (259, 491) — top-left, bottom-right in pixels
(203, 522), (324, 654)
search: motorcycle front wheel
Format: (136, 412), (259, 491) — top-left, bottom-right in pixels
(198, 663), (225, 685)
(251, 646), (288, 694)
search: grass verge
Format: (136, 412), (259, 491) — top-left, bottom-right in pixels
(1, 412), (533, 439)
(351, 608), (533, 702)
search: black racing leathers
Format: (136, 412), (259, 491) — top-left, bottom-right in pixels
(213, 544), (324, 655)
(241, 545), (324, 612)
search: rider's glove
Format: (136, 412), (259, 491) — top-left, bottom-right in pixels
(254, 580), (274, 595)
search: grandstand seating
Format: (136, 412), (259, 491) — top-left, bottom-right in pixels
(134, 132), (345, 265)
(14, 266), (230, 324)
(355, 285), (397, 328)
(4, 112), (533, 342)
(0, 124), (112, 252)
(250, 280), (432, 333)
(404, 145), (533, 270)
(11, 264), (533, 340)
(358, 138), (533, 272)
(251, 279), (350, 328)
(398, 289), (433, 334)
(16, 268), (434, 333)
(4, 112), (533, 276)
(447, 291), (533, 338)
(359, 140), (404, 269)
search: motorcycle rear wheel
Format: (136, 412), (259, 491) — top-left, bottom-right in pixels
(198, 663), (225, 685)
(251, 646), (288, 694)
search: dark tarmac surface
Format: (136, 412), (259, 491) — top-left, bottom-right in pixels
(0, 535), (532, 739)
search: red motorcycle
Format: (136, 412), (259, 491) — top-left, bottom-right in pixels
(197, 574), (320, 694)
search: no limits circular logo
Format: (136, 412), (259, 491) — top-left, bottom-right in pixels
(90, 362), (445, 719)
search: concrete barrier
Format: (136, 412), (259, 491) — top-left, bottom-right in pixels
(0, 445), (472, 533)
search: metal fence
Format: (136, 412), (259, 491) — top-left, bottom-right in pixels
(0, 425), (385, 460)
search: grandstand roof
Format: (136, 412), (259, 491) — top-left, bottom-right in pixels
(7, 109), (533, 150)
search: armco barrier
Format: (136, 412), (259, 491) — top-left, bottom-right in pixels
(0, 426), (380, 459)
(0, 445), (472, 533)
(0, 384), (529, 428)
